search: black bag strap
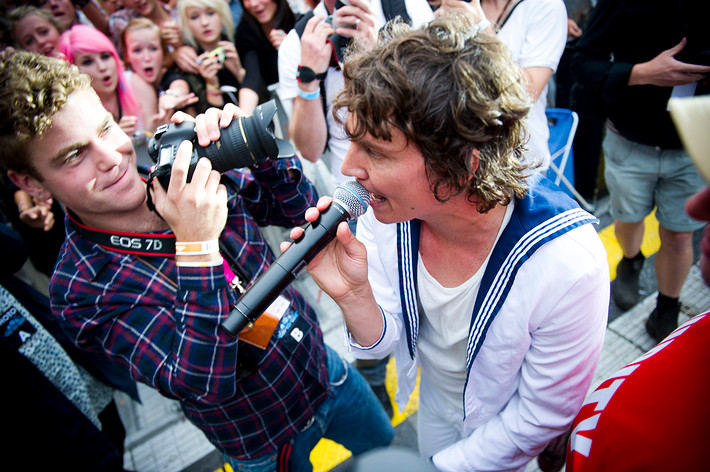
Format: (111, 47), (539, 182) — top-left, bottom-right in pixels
(498, 0), (527, 30)
(381, 0), (411, 25)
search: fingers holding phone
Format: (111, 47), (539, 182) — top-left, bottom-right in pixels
(333, 0), (376, 47)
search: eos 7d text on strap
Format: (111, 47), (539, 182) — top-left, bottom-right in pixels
(67, 211), (176, 257)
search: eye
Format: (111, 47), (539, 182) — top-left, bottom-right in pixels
(100, 121), (114, 137)
(63, 148), (85, 166)
(361, 143), (382, 159)
(80, 57), (94, 67)
(101, 52), (112, 61)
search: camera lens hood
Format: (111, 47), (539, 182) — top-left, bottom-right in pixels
(249, 100), (295, 160)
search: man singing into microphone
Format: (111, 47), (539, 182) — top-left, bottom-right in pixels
(0, 50), (393, 471)
(294, 14), (610, 471)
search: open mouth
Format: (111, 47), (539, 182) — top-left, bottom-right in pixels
(370, 193), (386, 202)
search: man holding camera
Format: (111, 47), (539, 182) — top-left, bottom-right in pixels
(0, 50), (393, 471)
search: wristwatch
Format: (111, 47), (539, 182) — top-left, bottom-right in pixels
(297, 65), (327, 84)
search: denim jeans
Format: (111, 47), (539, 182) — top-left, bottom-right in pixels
(225, 345), (394, 472)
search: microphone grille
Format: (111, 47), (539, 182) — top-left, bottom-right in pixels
(333, 181), (370, 218)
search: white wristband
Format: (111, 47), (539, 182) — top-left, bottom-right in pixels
(175, 240), (220, 256)
(176, 258), (224, 268)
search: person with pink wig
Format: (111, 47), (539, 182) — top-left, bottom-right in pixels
(59, 24), (159, 139)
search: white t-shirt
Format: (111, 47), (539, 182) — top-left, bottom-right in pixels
(497, 0), (568, 172)
(278, 0), (434, 187)
(416, 203), (513, 415)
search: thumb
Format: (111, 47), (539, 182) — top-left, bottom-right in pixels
(148, 175), (168, 210)
(669, 37), (688, 57)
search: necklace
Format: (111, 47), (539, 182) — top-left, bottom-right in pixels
(495, 0), (515, 27)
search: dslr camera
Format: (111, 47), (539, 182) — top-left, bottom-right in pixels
(147, 100), (294, 189)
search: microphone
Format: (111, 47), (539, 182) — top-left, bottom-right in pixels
(222, 181), (370, 335)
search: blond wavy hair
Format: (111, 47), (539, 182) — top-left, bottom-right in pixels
(334, 15), (534, 213)
(0, 50), (91, 180)
(177, 0), (235, 50)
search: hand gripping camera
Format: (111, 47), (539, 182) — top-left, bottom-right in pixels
(147, 100), (294, 189)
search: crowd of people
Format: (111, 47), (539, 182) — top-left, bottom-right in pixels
(0, 0), (708, 471)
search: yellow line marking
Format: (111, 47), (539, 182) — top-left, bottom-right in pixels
(310, 358), (420, 471)
(599, 210), (661, 279)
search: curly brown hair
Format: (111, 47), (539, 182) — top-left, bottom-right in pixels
(334, 14), (534, 213)
(0, 50), (91, 180)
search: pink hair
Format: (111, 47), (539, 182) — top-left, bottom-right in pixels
(59, 25), (141, 119)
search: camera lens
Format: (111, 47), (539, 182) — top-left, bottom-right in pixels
(203, 100), (283, 171)
(147, 100), (295, 192)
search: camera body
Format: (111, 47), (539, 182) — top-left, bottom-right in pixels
(148, 100), (294, 189)
(209, 46), (226, 65)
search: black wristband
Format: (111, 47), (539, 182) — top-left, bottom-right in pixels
(296, 65), (327, 84)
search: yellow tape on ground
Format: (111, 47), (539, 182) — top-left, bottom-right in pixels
(599, 210), (661, 279)
(310, 358), (420, 472)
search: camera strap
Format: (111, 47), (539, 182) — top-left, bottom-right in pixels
(67, 211), (176, 256)
(67, 211), (280, 346)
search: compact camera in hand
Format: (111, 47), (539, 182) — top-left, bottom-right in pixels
(147, 100), (294, 189)
(208, 46), (226, 64)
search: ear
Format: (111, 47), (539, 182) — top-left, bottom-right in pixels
(7, 170), (52, 203)
(466, 149), (481, 177)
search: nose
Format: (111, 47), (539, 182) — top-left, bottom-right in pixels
(96, 146), (122, 172)
(341, 142), (367, 181)
(95, 134), (128, 171)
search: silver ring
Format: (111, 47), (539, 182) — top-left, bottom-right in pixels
(356, 18), (361, 29)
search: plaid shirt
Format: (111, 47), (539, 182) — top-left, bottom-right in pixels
(50, 158), (330, 460)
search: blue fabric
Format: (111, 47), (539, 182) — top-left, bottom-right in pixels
(464, 177), (597, 377)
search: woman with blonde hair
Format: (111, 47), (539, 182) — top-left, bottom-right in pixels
(177, 0), (247, 112)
